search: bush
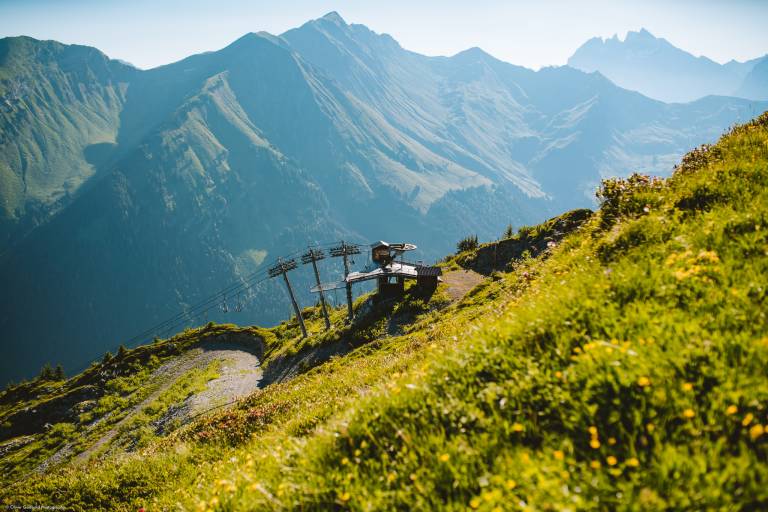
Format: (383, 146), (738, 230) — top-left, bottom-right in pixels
(596, 173), (664, 229)
(456, 234), (479, 252)
(38, 363), (54, 381)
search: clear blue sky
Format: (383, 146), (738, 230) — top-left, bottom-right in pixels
(1, 0), (766, 70)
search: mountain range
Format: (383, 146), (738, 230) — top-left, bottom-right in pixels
(1, 12), (766, 384)
(568, 28), (768, 103)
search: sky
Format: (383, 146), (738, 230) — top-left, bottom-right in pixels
(1, 0), (767, 70)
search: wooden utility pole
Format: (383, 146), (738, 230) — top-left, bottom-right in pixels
(269, 257), (307, 338)
(330, 241), (360, 323)
(302, 247), (331, 331)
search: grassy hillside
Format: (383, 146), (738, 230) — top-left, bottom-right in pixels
(3, 112), (768, 510)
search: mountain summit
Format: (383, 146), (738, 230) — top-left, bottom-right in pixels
(568, 28), (766, 102)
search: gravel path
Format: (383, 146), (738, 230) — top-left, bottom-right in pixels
(442, 269), (484, 300)
(69, 341), (262, 465)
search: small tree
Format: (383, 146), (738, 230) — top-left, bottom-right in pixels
(502, 224), (515, 239)
(54, 364), (65, 381)
(117, 345), (128, 358)
(456, 234), (479, 253)
(102, 351), (113, 364)
(39, 363), (55, 381)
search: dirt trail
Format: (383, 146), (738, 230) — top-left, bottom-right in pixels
(66, 341), (261, 465)
(442, 269), (484, 300)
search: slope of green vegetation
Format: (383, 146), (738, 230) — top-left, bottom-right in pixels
(3, 113), (768, 510)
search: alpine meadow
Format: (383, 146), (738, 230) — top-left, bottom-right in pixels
(1, 4), (767, 511)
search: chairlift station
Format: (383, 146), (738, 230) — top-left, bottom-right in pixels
(312, 241), (442, 300)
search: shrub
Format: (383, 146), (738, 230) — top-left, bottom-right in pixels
(596, 173), (664, 229)
(456, 234), (479, 253)
(38, 363), (54, 381)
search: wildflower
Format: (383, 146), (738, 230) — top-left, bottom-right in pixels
(553, 450), (565, 460)
(606, 456), (618, 466)
(681, 382), (694, 392)
(588, 426), (598, 436)
(742, 413), (754, 426)
(726, 405), (738, 415)
(409, 473), (418, 481)
(607, 437), (616, 445)
(512, 423), (525, 432)
(354, 449), (362, 457)
(506, 479), (517, 489)
(470, 497), (481, 509)
(341, 457), (349, 465)
(626, 457), (640, 467)
(683, 409), (695, 419)
(646, 423), (655, 433)
(387, 472), (396, 483)
(637, 376), (651, 387)
(590, 460), (601, 469)
(749, 424), (765, 440)
(339, 492), (350, 502)
(555, 371), (563, 379)
(589, 439), (601, 449)
(439, 453), (450, 462)
(643, 204), (651, 213)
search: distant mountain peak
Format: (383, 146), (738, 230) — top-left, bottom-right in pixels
(453, 46), (494, 61)
(567, 27), (767, 102)
(320, 11), (347, 25)
(634, 28), (655, 39)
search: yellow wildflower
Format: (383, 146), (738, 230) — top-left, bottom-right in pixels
(439, 453), (450, 462)
(681, 382), (694, 392)
(588, 426), (598, 436)
(339, 492), (350, 502)
(409, 473), (418, 481)
(608, 437), (616, 445)
(646, 423), (655, 433)
(387, 472), (396, 483)
(470, 497), (481, 509)
(606, 456), (618, 466)
(749, 424), (764, 440)
(742, 413), (754, 426)
(512, 423), (525, 432)
(506, 479), (517, 489)
(637, 376), (651, 387)
(590, 460), (601, 469)
(626, 457), (640, 467)
(726, 405), (738, 415)
(555, 371), (563, 379)
(683, 409), (695, 419)
(553, 450), (565, 460)
(341, 457), (349, 465)
(589, 439), (601, 449)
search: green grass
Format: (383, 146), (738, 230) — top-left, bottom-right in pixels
(3, 113), (768, 510)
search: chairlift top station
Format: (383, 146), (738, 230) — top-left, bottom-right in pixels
(311, 240), (442, 299)
(130, 239), (442, 345)
(271, 240), (442, 338)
